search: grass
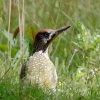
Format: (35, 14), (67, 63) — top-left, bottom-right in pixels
(0, 0), (100, 100)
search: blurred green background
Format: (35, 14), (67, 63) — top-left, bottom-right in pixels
(0, 0), (100, 100)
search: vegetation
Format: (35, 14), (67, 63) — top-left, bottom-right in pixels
(0, 0), (100, 100)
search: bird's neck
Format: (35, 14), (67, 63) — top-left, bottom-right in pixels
(33, 46), (49, 59)
(33, 40), (49, 53)
(42, 48), (49, 59)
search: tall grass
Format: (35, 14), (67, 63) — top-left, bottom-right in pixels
(0, 0), (100, 99)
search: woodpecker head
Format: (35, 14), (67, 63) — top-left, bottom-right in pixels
(33, 25), (71, 53)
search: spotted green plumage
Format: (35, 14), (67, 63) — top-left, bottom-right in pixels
(21, 51), (57, 91)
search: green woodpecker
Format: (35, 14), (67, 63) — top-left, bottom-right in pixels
(20, 25), (70, 92)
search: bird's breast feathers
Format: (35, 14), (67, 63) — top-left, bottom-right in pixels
(23, 51), (57, 90)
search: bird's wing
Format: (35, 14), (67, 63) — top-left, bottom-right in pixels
(20, 62), (27, 80)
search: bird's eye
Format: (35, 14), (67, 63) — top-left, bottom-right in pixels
(43, 32), (49, 38)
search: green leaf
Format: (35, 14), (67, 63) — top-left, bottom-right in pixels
(27, 26), (37, 40)
(0, 44), (8, 51)
(11, 48), (19, 57)
(0, 29), (14, 46)
(76, 72), (86, 79)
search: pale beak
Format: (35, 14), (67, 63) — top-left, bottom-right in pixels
(43, 25), (71, 52)
(56, 25), (71, 33)
(51, 25), (71, 40)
